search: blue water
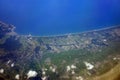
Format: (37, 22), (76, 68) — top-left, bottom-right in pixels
(0, 0), (120, 36)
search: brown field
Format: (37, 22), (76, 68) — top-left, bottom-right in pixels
(91, 63), (120, 80)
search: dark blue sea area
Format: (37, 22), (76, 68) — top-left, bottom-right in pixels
(0, 0), (120, 36)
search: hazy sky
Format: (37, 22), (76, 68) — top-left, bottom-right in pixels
(0, 0), (120, 36)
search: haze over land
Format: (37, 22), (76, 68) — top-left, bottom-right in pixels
(0, 21), (120, 80)
(0, 0), (120, 80)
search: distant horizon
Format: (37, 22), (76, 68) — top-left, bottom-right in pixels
(15, 24), (120, 37)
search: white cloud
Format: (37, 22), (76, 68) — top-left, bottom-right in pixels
(6, 60), (11, 64)
(66, 65), (71, 72)
(66, 65), (76, 72)
(41, 76), (47, 80)
(71, 64), (76, 69)
(11, 63), (14, 67)
(27, 70), (38, 78)
(71, 70), (75, 74)
(52, 68), (56, 72)
(49, 66), (56, 72)
(84, 61), (94, 70)
(0, 69), (4, 74)
(15, 74), (20, 80)
(103, 39), (107, 42)
(76, 76), (83, 80)
(42, 71), (46, 75)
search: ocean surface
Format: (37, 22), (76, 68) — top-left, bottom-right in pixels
(0, 0), (120, 36)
